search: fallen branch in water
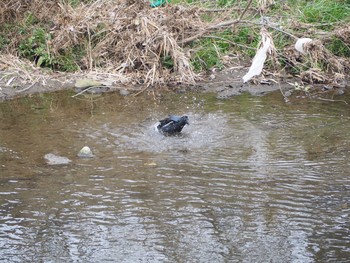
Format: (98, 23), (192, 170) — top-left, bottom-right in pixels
(317, 97), (348, 105)
(71, 86), (95, 97)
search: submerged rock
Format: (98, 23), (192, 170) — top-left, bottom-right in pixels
(119, 89), (130, 96)
(44, 153), (71, 165)
(144, 162), (157, 166)
(78, 146), (94, 158)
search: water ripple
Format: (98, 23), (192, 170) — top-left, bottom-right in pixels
(1, 92), (350, 262)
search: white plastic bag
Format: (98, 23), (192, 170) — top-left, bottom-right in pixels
(295, 38), (313, 53)
(243, 29), (275, 83)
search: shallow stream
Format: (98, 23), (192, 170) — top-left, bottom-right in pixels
(0, 90), (349, 262)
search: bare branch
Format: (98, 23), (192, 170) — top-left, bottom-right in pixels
(181, 0), (254, 45)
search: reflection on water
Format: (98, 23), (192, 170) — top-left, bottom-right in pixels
(1, 91), (350, 262)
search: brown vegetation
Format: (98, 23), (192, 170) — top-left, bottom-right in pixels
(0, 0), (349, 93)
(1, 0), (207, 87)
(285, 39), (349, 85)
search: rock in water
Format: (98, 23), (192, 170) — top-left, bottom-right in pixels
(75, 79), (103, 89)
(44, 153), (71, 165)
(78, 146), (94, 158)
(157, 115), (189, 135)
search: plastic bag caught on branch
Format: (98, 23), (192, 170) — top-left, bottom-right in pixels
(242, 28), (276, 83)
(294, 38), (313, 53)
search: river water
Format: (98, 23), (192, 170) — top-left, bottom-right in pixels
(0, 90), (349, 262)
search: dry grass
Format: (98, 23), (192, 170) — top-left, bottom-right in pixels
(1, 0), (206, 87)
(335, 25), (350, 44)
(0, 0), (349, 91)
(283, 39), (349, 85)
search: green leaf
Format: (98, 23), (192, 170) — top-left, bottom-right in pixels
(36, 56), (45, 67)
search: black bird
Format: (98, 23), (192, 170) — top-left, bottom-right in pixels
(156, 115), (189, 135)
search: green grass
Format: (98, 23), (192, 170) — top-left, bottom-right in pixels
(299, 0), (350, 24)
(192, 42), (223, 71)
(190, 27), (260, 71)
(161, 55), (175, 70)
(17, 26), (84, 71)
(216, 0), (238, 7)
(19, 28), (52, 67)
(0, 35), (9, 50)
(230, 28), (259, 57)
(53, 46), (84, 72)
(326, 37), (350, 57)
(63, 0), (96, 7)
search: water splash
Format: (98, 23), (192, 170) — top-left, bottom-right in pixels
(105, 113), (231, 154)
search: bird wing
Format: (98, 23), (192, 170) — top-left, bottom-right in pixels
(168, 115), (182, 122)
(162, 120), (175, 128)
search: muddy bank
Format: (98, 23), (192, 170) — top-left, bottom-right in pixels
(0, 66), (288, 101)
(1, 65), (348, 101)
(196, 67), (288, 98)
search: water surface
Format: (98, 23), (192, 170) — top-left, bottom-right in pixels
(1, 91), (349, 262)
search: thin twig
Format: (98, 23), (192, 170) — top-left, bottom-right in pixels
(181, 0), (254, 45)
(133, 85), (149, 97)
(242, 20), (298, 40)
(200, 7), (257, 13)
(16, 82), (36, 93)
(203, 35), (256, 49)
(317, 97), (348, 105)
(238, 0), (253, 21)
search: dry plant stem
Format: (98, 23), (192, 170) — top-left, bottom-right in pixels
(203, 35), (256, 49)
(1, 2), (206, 87)
(5, 76), (16, 86)
(88, 26), (93, 71)
(46, 39), (52, 65)
(181, 0), (254, 45)
(278, 82), (289, 103)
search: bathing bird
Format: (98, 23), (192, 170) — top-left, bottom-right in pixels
(156, 115), (189, 135)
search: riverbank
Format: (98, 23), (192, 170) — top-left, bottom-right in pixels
(1, 1), (349, 101)
(1, 62), (348, 102)
(0, 62), (283, 100)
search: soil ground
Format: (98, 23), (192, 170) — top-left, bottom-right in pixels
(0, 66), (297, 101)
